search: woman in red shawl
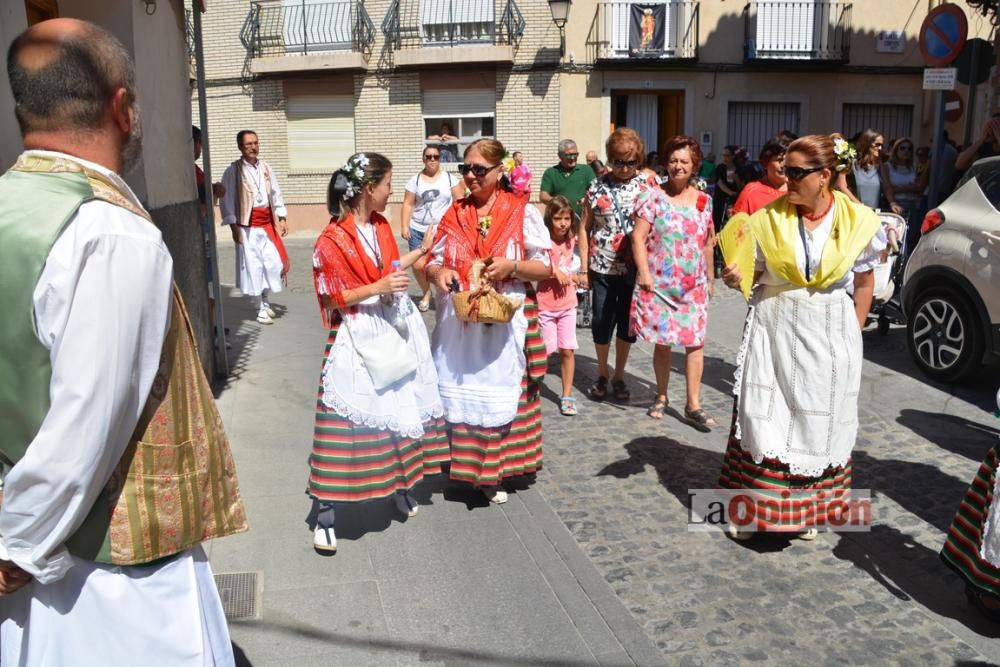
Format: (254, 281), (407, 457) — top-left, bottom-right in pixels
(426, 139), (553, 504)
(308, 153), (448, 553)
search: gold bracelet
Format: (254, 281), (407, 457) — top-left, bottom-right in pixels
(512, 261), (519, 277)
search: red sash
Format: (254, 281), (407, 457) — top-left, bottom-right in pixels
(248, 207), (290, 281)
(431, 190), (526, 289)
(313, 212), (400, 326)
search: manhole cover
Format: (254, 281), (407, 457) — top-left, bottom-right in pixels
(214, 571), (262, 620)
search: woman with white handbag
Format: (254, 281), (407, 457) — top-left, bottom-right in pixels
(309, 153), (446, 553)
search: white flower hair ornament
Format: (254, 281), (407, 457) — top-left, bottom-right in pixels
(339, 153), (371, 198)
(833, 138), (857, 173)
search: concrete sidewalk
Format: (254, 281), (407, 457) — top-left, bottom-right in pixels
(207, 238), (663, 666)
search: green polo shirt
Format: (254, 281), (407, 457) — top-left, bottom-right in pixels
(540, 163), (594, 216)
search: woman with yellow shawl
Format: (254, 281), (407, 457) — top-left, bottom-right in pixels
(717, 135), (886, 541)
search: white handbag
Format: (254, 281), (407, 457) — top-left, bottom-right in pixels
(341, 317), (418, 391)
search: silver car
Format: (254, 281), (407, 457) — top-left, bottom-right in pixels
(902, 156), (1000, 382)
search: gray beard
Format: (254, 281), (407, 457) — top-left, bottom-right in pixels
(121, 103), (143, 174)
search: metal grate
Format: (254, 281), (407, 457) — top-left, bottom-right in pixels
(727, 101), (801, 161)
(842, 104), (915, 145)
(214, 571), (262, 621)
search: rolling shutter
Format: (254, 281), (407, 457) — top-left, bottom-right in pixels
(842, 104), (915, 143)
(727, 101), (801, 161)
(286, 95), (355, 171)
(422, 89), (495, 117)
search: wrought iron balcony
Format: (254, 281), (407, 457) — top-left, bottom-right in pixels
(381, 0), (524, 51)
(241, 0), (375, 61)
(588, 0), (699, 62)
(744, 1), (852, 62)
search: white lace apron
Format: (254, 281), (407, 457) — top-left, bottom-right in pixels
(322, 298), (443, 439)
(737, 284), (863, 477)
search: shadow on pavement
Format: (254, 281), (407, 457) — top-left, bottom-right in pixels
(862, 327), (1000, 413)
(833, 525), (1000, 639)
(895, 409), (1000, 462)
(232, 615), (599, 667)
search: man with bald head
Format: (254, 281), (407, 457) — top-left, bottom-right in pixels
(0, 18), (246, 665)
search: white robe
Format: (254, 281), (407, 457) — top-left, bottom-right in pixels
(220, 159), (287, 297)
(428, 206), (551, 427)
(0, 151), (234, 666)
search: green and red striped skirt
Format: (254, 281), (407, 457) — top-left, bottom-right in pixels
(448, 292), (546, 487)
(307, 325), (450, 503)
(941, 443), (1000, 597)
(718, 399), (853, 531)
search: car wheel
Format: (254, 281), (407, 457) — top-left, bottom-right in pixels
(906, 287), (984, 383)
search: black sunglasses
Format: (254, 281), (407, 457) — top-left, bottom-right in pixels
(784, 165), (825, 181)
(458, 163), (501, 178)
(424, 154), (441, 160)
(611, 158), (639, 169)
(560, 153), (579, 160)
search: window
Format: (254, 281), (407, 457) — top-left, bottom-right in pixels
(280, 0), (354, 53)
(422, 89), (496, 163)
(727, 101), (800, 161)
(605, 0), (683, 59)
(420, 0), (495, 44)
(842, 104), (915, 144)
(755, 0), (815, 58)
(286, 96), (355, 172)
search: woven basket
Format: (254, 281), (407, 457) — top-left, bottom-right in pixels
(453, 288), (521, 324)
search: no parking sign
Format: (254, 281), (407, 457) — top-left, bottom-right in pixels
(919, 3), (968, 67)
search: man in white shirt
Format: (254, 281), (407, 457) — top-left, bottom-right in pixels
(0, 18), (245, 665)
(220, 130), (290, 324)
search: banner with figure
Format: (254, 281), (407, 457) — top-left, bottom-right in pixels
(629, 4), (666, 58)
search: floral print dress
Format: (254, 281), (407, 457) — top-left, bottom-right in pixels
(631, 190), (713, 347)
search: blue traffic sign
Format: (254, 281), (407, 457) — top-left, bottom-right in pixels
(919, 4), (968, 67)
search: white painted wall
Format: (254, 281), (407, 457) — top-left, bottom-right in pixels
(0, 0), (195, 208)
(0, 1), (29, 170)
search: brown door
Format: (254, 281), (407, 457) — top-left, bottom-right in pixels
(610, 90), (685, 154)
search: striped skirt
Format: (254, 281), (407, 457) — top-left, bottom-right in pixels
(941, 444), (1000, 597)
(718, 399), (853, 531)
(307, 325), (450, 503)
(448, 293), (547, 487)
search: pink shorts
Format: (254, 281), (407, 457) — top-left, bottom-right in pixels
(538, 308), (578, 355)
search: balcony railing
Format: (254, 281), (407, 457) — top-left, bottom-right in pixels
(744, 1), (851, 62)
(241, 0), (376, 58)
(588, 0), (699, 62)
(382, 0), (524, 50)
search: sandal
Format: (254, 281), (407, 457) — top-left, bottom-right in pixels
(684, 407), (716, 428)
(612, 379), (630, 402)
(417, 294), (431, 312)
(588, 376), (608, 401)
(559, 396), (578, 416)
(646, 397), (668, 420)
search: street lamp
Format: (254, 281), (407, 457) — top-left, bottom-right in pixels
(547, 0), (572, 58)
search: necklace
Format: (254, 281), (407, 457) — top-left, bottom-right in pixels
(802, 196), (833, 222)
(475, 193), (499, 239)
(357, 221), (382, 270)
(246, 160), (266, 205)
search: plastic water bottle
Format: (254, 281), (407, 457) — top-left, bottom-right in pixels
(389, 260), (412, 337)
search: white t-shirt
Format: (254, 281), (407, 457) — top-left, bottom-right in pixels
(406, 170), (456, 232)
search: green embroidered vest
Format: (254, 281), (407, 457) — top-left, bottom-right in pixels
(0, 154), (247, 565)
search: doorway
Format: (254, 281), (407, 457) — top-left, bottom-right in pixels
(610, 90), (684, 156)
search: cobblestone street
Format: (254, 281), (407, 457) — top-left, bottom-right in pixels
(215, 238), (1000, 665)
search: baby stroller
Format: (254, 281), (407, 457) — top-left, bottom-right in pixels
(869, 211), (908, 336)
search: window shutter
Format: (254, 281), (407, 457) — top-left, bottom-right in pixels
(286, 96), (355, 171)
(727, 101), (801, 160)
(842, 104), (915, 144)
(422, 89), (495, 117)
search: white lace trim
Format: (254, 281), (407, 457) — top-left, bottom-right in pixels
(320, 384), (444, 439)
(748, 449), (851, 478)
(731, 305), (756, 441)
(442, 405), (517, 429)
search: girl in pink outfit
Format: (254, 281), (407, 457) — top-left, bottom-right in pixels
(537, 196), (580, 415)
(511, 151), (533, 199)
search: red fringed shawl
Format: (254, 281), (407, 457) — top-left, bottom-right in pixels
(313, 212), (400, 328)
(431, 190), (526, 290)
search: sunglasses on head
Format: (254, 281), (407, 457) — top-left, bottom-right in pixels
(784, 165), (825, 181)
(611, 158), (639, 169)
(424, 153), (441, 160)
(458, 163), (501, 178)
